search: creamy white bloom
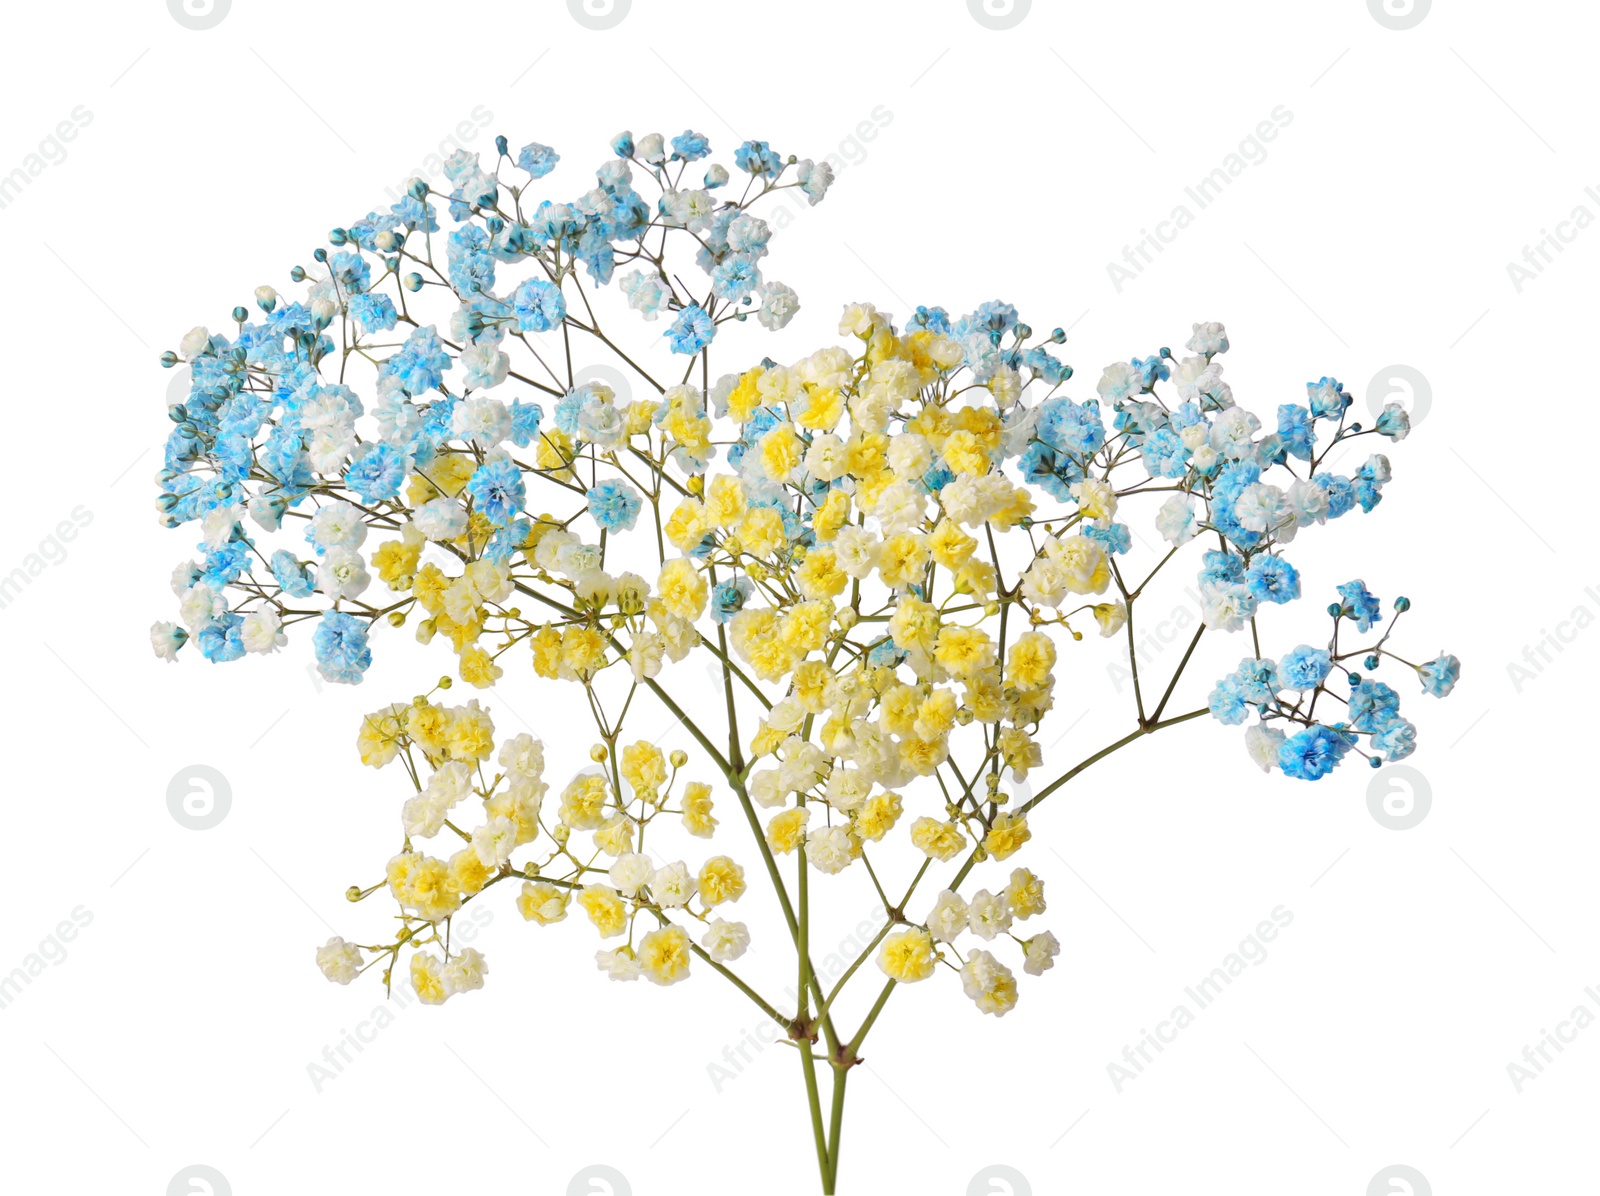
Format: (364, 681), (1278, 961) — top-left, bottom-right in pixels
(318, 546), (371, 600)
(1244, 724), (1287, 772)
(806, 825), (854, 874)
(413, 497), (468, 541)
(241, 609), (286, 655)
(1200, 580), (1258, 632)
(1023, 931), (1061, 976)
(443, 948), (489, 994)
(471, 816), (518, 867)
(702, 918), (751, 962)
(596, 947), (642, 982)
(967, 889), (1014, 941)
(315, 936), (364, 985)
(926, 890), (970, 942)
(453, 395), (512, 444)
(651, 861), (697, 907)
(609, 853), (654, 897)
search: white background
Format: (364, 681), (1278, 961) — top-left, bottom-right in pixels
(0, 1), (1593, 1193)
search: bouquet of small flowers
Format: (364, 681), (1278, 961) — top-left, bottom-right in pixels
(148, 125), (1460, 1193)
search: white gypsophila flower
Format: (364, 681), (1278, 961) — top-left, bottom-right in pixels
(497, 733), (545, 777)
(318, 546), (371, 600)
(959, 949), (1017, 1016)
(310, 501), (368, 551)
(241, 609), (286, 655)
(471, 816), (518, 867)
(651, 861), (697, 907)
(453, 395), (512, 446)
(1200, 581), (1258, 632)
(967, 890), (1014, 941)
(179, 325), (211, 358)
(804, 433), (849, 482)
(596, 947), (641, 982)
(887, 434), (932, 479)
(178, 582), (225, 632)
(1209, 406), (1260, 458)
(609, 853), (654, 897)
(1155, 494), (1198, 545)
(1023, 931), (1061, 977)
(461, 343), (511, 392)
(247, 494), (284, 532)
(1286, 479), (1329, 528)
(806, 825), (854, 874)
(315, 936), (364, 985)
(200, 504), (241, 551)
(443, 948), (489, 994)
(757, 282), (799, 331)
(703, 919), (751, 962)
(927, 890), (970, 943)
(1186, 320), (1228, 355)
(150, 621), (185, 662)
(1244, 724), (1287, 772)
(413, 497), (468, 541)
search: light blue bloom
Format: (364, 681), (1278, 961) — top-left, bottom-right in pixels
(197, 613), (245, 663)
(518, 142), (560, 178)
(1278, 645), (1331, 692)
(512, 277), (567, 333)
(712, 577), (753, 624)
(1246, 555), (1300, 604)
(345, 442), (408, 504)
(587, 479), (642, 533)
(313, 611), (371, 685)
(1279, 724), (1352, 780)
(666, 304), (716, 355)
(467, 457), (526, 527)
(1418, 653), (1460, 697)
(1338, 580), (1382, 633)
(270, 550), (315, 598)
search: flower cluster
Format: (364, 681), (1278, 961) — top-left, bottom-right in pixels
(148, 124), (1461, 1194)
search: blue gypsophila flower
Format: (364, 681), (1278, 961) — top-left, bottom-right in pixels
(666, 304), (716, 355)
(1278, 724), (1352, 780)
(1278, 645), (1331, 692)
(517, 141), (560, 178)
(1348, 678), (1402, 732)
(1246, 555), (1300, 604)
(384, 325), (453, 397)
(512, 277), (567, 333)
(1338, 580), (1383, 633)
(197, 613), (246, 663)
(345, 442), (408, 504)
(467, 456), (527, 528)
(270, 550), (315, 598)
(349, 292), (398, 334)
(1277, 404), (1314, 461)
(671, 130), (710, 161)
(711, 577), (753, 624)
(313, 611), (371, 685)
(508, 399), (544, 448)
(1418, 653), (1460, 697)
(587, 479), (642, 533)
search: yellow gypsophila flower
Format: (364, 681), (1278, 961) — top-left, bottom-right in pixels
(877, 928), (938, 983)
(697, 856), (747, 906)
(637, 924), (692, 986)
(681, 781), (717, 838)
(577, 885), (627, 937)
(910, 816), (967, 861)
(984, 812), (1032, 860)
(766, 807), (810, 854)
(357, 703), (408, 767)
(517, 881), (570, 925)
